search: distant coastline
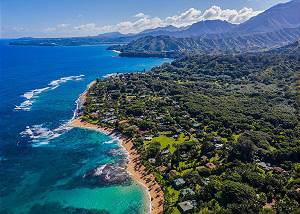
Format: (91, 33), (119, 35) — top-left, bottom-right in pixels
(69, 81), (164, 214)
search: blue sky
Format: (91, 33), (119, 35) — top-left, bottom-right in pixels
(1, 0), (290, 38)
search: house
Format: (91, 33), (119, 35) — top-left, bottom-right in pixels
(257, 162), (272, 171)
(180, 153), (189, 159)
(214, 143), (223, 149)
(212, 137), (222, 143)
(180, 188), (195, 198)
(164, 170), (177, 179)
(90, 112), (99, 119)
(206, 162), (216, 169)
(202, 177), (210, 186)
(201, 155), (208, 162)
(173, 178), (185, 189)
(169, 170), (177, 177)
(145, 136), (153, 141)
(156, 116), (163, 120)
(177, 200), (196, 213)
(273, 167), (285, 173)
(108, 119), (117, 124)
(148, 158), (156, 164)
(158, 165), (167, 172)
(161, 148), (169, 155)
(192, 123), (200, 128)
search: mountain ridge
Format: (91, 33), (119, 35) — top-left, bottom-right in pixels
(9, 0), (300, 55)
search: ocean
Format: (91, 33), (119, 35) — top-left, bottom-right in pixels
(0, 40), (171, 214)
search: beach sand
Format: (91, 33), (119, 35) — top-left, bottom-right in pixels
(69, 118), (164, 214)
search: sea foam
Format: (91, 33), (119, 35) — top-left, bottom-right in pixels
(20, 122), (73, 147)
(15, 75), (85, 111)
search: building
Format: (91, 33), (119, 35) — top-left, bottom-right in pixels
(273, 167), (285, 173)
(214, 143), (223, 149)
(192, 123), (200, 128)
(257, 162), (272, 171)
(177, 200), (196, 213)
(202, 177), (210, 186)
(173, 178), (185, 189)
(161, 148), (169, 155)
(206, 162), (216, 169)
(148, 158), (156, 164)
(145, 136), (153, 141)
(180, 188), (195, 198)
(201, 155), (208, 162)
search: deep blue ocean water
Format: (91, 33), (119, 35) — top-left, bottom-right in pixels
(0, 40), (171, 214)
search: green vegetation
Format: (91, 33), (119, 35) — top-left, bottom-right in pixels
(82, 42), (300, 213)
(116, 28), (300, 58)
(144, 133), (188, 153)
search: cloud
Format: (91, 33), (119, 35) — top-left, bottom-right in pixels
(41, 6), (262, 37)
(100, 16), (163, 34)
(201, 6), (261, 24)
(99, 6), (262, 34)
(74, 23), (100, 33)
(134, 13), (148, 18)
(165, 8), (202, 27)
(44, 23), (70, 32)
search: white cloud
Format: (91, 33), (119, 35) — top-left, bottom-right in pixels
(44, 23), (70, 33)
(201, 6), (261, 24)
(165, 8), (202, 27)
(134, 13), (148, 18)
(41, 6), (262, 37)
(99, 6), (262, 34)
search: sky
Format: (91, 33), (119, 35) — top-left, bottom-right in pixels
(1, 0), (291, 38)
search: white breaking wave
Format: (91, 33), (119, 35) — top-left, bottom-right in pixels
(20, 123), (72, 147)
(15, 75), (85, 111)
(93, 164), (108, 176)
(111, 50), (121, 53)
(103, 139), (119, 144)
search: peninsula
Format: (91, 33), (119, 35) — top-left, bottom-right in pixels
(71, 41), (299, 213)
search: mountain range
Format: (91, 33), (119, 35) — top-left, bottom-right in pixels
(113, 0), (300, 56)
(10, 0), (300, 56)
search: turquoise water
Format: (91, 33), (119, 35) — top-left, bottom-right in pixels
(0, 40), (171, 214)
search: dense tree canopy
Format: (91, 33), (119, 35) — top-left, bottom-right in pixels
(82, 42), (299, 213)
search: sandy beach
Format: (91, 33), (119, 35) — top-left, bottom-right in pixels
(69, 118), (164, 214)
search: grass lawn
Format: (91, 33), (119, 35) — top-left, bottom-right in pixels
(144, 133), (188, 153)
(172, 208), (181, 214)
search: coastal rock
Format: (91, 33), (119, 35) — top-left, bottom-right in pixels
(84, 163), (130, 185)
(107, 148), (125, 157)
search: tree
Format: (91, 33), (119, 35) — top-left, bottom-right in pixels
(275, 196), (300, 214)
(229, 134), (256, 162)
(219, 180), (262, 213)
(145, 141), (161, 158)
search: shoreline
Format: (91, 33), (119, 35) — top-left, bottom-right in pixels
(69, 118), (164, 214)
